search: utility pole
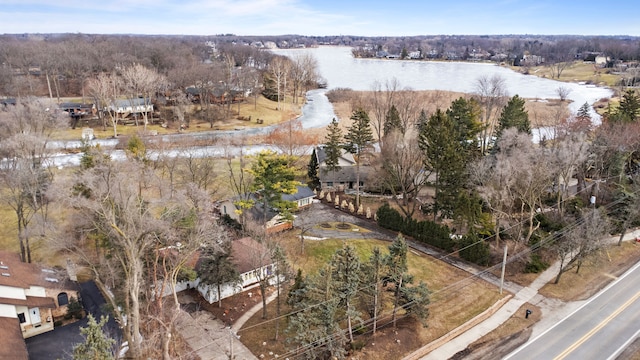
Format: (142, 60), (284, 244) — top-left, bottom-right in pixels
(500, 244), (508, 294)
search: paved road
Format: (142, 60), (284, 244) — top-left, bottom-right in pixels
(505, 260), (640, 360)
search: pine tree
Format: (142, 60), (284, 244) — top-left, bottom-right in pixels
(73, 314), (115, 360)
(383, 104), (403, 136)
(323, 118), (343, 172)
(344, 108), (374, 207)
(385, 235), (411, 329)
(362, 247), (385, 335)
(577, 102), (591, 121)
(617, 89), (640, 122)
(446, 97), (483, 153)
(419, 109), (463, 220)
(330, 244), (362, 343)
(198, 242), (241, 308)
(496, 94), (531, 139)
(249, 150), (301, 222)
(307, 148), (320, 190)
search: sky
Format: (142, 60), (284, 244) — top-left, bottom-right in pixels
(0, 0), (639, 37)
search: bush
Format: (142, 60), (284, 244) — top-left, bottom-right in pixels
(458, 233), (490, 266)
(66, 296), (83, 319)
(535, 212), (564, 233)
(524, 254), (549, 273)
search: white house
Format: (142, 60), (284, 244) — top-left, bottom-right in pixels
(105, 98), (154, 120)
(171, 237), (278, 304)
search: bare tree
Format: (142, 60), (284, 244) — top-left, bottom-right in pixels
(269, 56), (291, 111)
(556, 86), (572, 102)
(380, 128), (425, 218)
(0, 98), (67, 262)
(88, 72), (121, 136)
(553, 208), (610, 284)
(549, 132), (590, 216)
(48, 157), (226, 358)
(474, 74), (508, 154)
(368, 78), (400, 144)
(121, 63), (166, 130)
(265, 119), (318, 160)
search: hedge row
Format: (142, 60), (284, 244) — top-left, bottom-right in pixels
(376, 204), (454, 252)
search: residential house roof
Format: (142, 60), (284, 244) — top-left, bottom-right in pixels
(0, 251), (77, 291)
(231, 237), (270, 274)
(315, 146), (355, 167)
(320, 166), (371, 183)
(0, 317), (28, 359)
(282, 185), (315, 202)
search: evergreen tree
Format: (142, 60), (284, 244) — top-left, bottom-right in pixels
(286, 264), (346, 360)
(615, 89), (640, 122)
(323, 118), (343, 173)
(198, 242), (241, 308)
(419, 109), (463, 220)
(416, 109), (429, 131)
(344, 108), (374, 207)
(384, 235), (410, 329)
(307, 148), (320, 190)
(446, 97), (483, 154)
(383, 104), (403, 136)
(286, 268), (307, 308)
(73, 315), (115, 360)
(384, 235), (430, 328)
(577, 102), (591, 121)
(330, 243), (362, 344)
(249, 150), (301, 222)
(496, 94), (531, 139)
(362, 247), (385, 335)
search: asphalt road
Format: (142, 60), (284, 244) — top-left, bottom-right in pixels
(26, 281), (119, 360)
(504, 261), (640, 360)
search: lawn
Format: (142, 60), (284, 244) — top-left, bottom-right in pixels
(239, 230), (503, 360)
(514, 61), (620, 87)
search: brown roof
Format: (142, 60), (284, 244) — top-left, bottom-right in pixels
(231, 237), (271, 274)
(0, 317), (29, 359)
(0, 296), (56, 309)
(0, 251), (73, 290)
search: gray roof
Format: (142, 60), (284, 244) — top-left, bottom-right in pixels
(315, 146), (355, 166)
(320, 166), (370, 183)
(282, 185), (315, 202)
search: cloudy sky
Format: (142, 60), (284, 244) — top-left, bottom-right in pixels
(1, 0), (639, 37)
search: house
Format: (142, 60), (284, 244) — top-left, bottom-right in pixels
(314, 146), (371, 191)
(217, 185), (316, 232)
(0, 251), (80, 343)
(171, 237), (277, 304)
(104, 98), (154, 121)
(282, 185), (316, 210)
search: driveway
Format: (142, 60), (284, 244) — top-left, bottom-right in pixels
(294, 202), (396, 241)
(26, 281), (120, 360)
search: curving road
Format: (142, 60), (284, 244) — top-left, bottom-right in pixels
(504, 261), (640, 360)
